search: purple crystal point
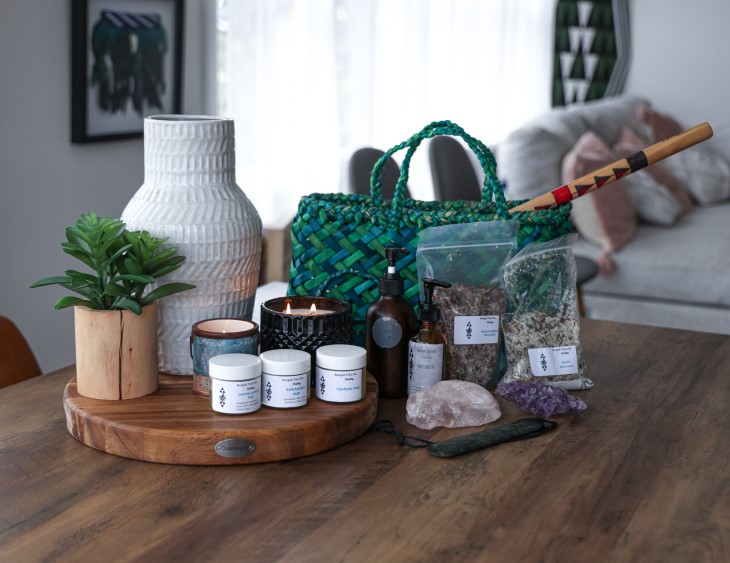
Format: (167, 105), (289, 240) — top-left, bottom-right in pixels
(496, 380), (587, 417)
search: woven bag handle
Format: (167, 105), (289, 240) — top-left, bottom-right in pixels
(369, 120), (509, 222)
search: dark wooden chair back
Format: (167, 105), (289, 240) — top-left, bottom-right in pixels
(348, 147), (411, 200)
(0, 315), (41, 388)
(428, 136), (482, 201)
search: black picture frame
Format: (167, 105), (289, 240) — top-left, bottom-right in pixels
(71, 0), (184, 143)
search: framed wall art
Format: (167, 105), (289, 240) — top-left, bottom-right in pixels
(71, 0), (183, 143)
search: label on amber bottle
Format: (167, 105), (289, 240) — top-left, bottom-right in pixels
(372, 316), (403, 349)
(407, 341), (444, 395)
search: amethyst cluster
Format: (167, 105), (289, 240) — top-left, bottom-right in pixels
(496, 380), (587, 417)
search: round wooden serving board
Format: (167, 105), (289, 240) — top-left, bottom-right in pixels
(64, 374), (378, 465)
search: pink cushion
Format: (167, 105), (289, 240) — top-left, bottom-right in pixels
(636, 104), (683, 141)
(613, 126), (694, 212)
(637, 104), (730, 205)
(562, 131), (637, 252)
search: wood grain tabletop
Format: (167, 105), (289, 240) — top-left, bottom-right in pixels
(1, 319), (728, 562)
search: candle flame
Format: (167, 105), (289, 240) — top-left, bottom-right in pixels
(285, 302), (291, 314)
(310, 303), (317, 314)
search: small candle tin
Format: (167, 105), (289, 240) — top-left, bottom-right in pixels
(209, 354), (262, 415)
(190, 319), (259, 397)
(260, 349), (311, 409)
(315, 344), (367, 403)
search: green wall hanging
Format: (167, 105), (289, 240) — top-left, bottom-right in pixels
(552, 0), (631, 106)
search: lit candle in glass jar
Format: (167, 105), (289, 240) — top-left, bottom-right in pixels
(284, 302), (334, 316)
(260, 296), (353, 374)
(190, 319), (259, 398)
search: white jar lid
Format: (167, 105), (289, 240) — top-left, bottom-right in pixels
(209, 354), (262, 381)
(260, 349), (311, 375)
(316, 344), (367, 371)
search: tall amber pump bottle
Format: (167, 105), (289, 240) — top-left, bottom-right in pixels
(366, 248), (418, 398)
(408, 278), (451, 396)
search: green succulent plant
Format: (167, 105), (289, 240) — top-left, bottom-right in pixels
(31, 212), (195, 314)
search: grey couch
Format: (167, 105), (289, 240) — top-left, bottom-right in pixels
(497, 95), (730, 335)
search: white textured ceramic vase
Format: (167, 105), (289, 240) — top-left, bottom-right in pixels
(121, 115), (262, 375)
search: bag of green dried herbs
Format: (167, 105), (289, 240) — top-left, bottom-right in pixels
(501, 233), (593, 390)
(416, 220), (518, 388)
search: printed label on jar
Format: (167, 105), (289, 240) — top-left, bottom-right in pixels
(528, 346), (578, 377)
(212, 378), (261, 414)
(453, 315), (500, 345)
(316, 367), (364, 402)
(407, 341), (443, 395)
(372, 317), (403, 349)
(263, 372), (309, 408)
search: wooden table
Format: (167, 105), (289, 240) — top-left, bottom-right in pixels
(1, 319), (728, 562)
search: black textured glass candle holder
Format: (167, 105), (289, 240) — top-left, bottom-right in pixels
(260, 296), (352, 373)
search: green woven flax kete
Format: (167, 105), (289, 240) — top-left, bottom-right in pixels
(287, 121), (573, 344)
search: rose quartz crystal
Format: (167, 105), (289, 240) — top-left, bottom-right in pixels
(406, 380), (502, 430)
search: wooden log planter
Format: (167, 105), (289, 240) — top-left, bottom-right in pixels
(74, 303), (159, 400)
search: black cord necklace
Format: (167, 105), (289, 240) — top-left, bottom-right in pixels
(370, 417), (557, 458)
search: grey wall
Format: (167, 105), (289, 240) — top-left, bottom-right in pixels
(0, 0), (209, 372)
(0, 0), (726, 372)
(625, 0), (730, 154)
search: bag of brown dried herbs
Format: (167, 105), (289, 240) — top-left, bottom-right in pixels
(416, 221), (519, 388)
(501, 233), (593, 390)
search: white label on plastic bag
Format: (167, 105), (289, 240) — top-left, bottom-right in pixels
(453, 315), (500, 345)
(528, 346), (578, 377)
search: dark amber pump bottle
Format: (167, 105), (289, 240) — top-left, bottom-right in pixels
(408, 278), (451, 396)
(366, 248), (417, 398)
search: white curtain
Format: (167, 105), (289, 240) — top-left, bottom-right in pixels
(219, 0), (555, 225)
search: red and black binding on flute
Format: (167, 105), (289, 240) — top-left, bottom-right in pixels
(510, 122), (713, 213)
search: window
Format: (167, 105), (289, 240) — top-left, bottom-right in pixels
(217, 0), (554, 225)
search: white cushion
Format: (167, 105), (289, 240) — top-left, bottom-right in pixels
(623, 171), (682, 226)
(665, 147), (730, 205)
(569, 95), (646, 146)
(499, 109), (586, 201)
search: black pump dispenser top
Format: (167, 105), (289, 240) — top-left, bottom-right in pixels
(418, 278), (452, 322)
(380, 247), (408, 296)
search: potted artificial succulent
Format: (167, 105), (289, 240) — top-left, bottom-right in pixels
(31, 212), (195, 400)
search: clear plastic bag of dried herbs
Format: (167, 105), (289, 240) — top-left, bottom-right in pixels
(416, 221), (519, 387)
(501, 233), (593, 390)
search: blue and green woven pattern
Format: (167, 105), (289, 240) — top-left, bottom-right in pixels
(288, 121), (573, 343)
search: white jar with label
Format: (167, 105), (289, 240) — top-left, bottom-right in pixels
(315, 344), (367, 403)
(209, 354), (262, 415)
(260, 349), (311, 409)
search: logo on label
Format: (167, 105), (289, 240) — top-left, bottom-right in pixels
(372, 317), (403, 349)
(265, 381), (272, 402)
(408, 347), (414, 381)
(215, 438), (256, 458)
(465, 321), (473, 340)
(219, 387), (226, 408)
